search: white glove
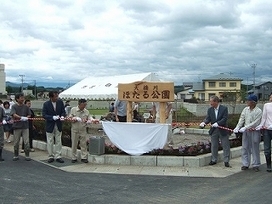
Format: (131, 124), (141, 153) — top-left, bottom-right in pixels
(239, 127), (246, 133)
(212, 122), (218, 128)
(199, 122), (206, 128)
(268, 124), (272, 130)
(76, 117), (82, 122)
(53, 115), (60, 121)
(233, 128), (239, 133)
(2, 120), (7, 125)
(255, 125), (262, 131)
(60, 116), (65, 121)
(20, 116), (28, 121)
(86, 119), (92, 124)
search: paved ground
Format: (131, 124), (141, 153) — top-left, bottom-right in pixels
(1, 143), (272, 203)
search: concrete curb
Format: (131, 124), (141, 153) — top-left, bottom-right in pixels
(32, 140), (264, 168)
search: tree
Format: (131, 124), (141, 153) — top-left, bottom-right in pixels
(6, 85), (13, 94)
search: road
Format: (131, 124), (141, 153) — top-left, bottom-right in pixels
(1, 149), (271, 204)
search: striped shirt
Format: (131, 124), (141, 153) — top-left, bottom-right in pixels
(236, 106), (262, 129)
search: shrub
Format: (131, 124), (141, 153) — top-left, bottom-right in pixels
(33, 119), (242, 156)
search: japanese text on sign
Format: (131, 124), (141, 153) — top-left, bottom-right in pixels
(118, 82), (174, 102)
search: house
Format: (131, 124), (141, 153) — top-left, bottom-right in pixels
(176, 86), (194, 100)
(248, 81), (272, 101)
(182, 73), (243, 101)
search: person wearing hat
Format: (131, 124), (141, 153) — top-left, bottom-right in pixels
(233, 94), (262, 172)
(256, 93), (272, 172)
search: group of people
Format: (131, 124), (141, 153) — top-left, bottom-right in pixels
(42, 91), (97, 163)
(0, 96), (35, 161)
(0, 91), (97, 163)
(200, 93), (272, 172)
(1, 91), (272, 172)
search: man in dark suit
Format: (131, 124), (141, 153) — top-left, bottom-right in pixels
(200, 95), (230, 167)
(42, 91), (66, 163)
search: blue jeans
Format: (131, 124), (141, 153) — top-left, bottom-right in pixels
(263, 130), (272, 156)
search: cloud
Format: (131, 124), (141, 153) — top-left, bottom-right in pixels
(0, 0), (272, 87)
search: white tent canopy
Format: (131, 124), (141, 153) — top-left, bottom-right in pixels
(59, 72), (161, 100)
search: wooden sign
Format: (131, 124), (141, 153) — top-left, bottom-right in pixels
(118, 81), (174, 102)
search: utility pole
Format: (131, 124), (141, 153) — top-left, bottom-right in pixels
(251, 64), (257, 93)
(19, 74), (25, 92)
(34, 80), (37, 99)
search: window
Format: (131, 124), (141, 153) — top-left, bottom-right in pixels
(208, 82), (215, 87)
(219, 82), (226, 87)
(198, 93), (205, 100)
(230, 82), (237, 87)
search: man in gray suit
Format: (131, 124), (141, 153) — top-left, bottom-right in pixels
(200, 95), (230, 167)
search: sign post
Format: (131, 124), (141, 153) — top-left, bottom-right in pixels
(118, 81), (174, 123)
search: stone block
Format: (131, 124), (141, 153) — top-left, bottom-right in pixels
(156, 156), (184, 167)
(37, 141), (47, 151)
(32, 140), (38, 148)
(130, 155), (156, 166)
(104, 155), (131, 165)
(89, 155), (105, 164)
(183, 156), (201, 167)
(230, 147), (242, 159)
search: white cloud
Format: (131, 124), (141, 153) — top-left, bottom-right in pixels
(0, 0), (271, 87)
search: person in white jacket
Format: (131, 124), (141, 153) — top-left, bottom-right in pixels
(256, 93), (272, 172)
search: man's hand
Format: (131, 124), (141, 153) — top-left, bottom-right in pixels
(212, 122), (218, 128)
(60, 116), (65, 121)
(255, 125), (262, 131)
(86, 119), (92, 124)
(76, 117), (82, 122)
(239, 127), (246, 133)
(199, 122), (206, 128)
(53, 115), (60, 121)
(233, 128), (239, 133)
(20, 116), (28, 121)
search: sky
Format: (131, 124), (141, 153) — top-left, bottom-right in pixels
(0, 0), (271, 87)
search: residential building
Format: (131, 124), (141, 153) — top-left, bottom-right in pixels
(248, 81), (272, 102)
(180, 73), (243, 101)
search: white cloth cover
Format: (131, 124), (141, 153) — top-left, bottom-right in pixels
(102, 122), (168, 156)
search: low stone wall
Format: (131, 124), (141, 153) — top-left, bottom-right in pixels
(32, 140), (264, 168)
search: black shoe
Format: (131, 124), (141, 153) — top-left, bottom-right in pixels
(56, 158), (64, 163)
(81, 159), (88, 163)
(209, 161), (217, 165)
(71, 159), (77, 163)
(13, 157), (19, 161)
(224, 162), (230, 167)
(25, 157), (31, 161)
(253, 167), (260, 172)
(48, 158), (54, 163)
(267, 169), (272, 173)
(241, 166), (249, 170)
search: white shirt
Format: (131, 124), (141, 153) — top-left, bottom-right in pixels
(259, 102), (272, 127)
(214, 105), (219, 119)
